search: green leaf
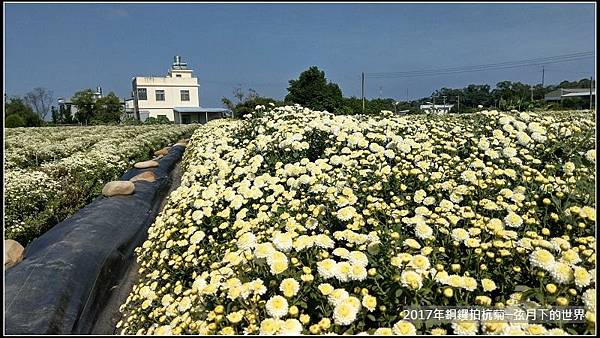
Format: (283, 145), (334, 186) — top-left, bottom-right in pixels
(514, 285), (531, 292)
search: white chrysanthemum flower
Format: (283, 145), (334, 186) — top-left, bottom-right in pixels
(515, 131), (532, 145)
(585, 149), (595, 162)
(279, 278), (300, 298)
(392, 320), (417, 335)
(582, 288), (595, 312)
(317, 259), (338, 279)
(267, 251), (289, 275)
(481, 278), (497, 292)
(531, 132), (547, 143)
(314, 234), (335, 249)
(504, 212), (523, 227)
(337, 206), (356, 221)
(279, 319), (303, 335)
(154, 325), (173, 335)
(237, 232), (256, 250)
(452, 321), (479, 335)
(374, 327), (393, 335)
(573, 266), (591, 288)
(189, 230), (206, 244)
(544, 259), (572, 285)
(415, 223), (434, 240)
(563, 162), (576, 174)
(451, 228), (470, 242)
(524, 324), (548, 335)
(502, 147), (517, 158)
(347, 251), (369, 267)
(530, 249), (556, 271)
(328, 288), (350, 307)
(362, 294), (377, 312)
(400, 270), (423, 290)
(546, 328), (568, 335)
(333, 298), (360, 326)
(348, 264), (368, 281)
(408, 254), (430, 272)
(266, 295), (289, 319)
(334, 261), (352, 282)
(272, 231), (293, 252)
(254, 242), (276, 259)
(333, 247), (350, 258)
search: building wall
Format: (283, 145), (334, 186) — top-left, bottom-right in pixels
(132, 69), (201, 121)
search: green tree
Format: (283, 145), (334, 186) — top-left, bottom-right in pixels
(93, 92), (123, 123)
(4, 97), (42, 127)
(285, 66), (343, 113)
(5, 114), (26, 128)
(71, 89), (96, 125)
(59, 103), (74, 124)
(51, 106), (60, 124)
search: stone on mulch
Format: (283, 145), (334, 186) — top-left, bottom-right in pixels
(154, 147), (170, 156)
(102, 181), (135, 197)
(129, 171), (156, 183)
(134, 160), (159, 169)
(4, 239), (24, 269)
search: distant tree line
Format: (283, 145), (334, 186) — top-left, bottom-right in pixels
(5, 87), (132, 128)
(235, 66), (594, 115)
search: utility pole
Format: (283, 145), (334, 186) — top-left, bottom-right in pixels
(361, 72), (365, 114)
(541, 66), (545, 88)
(590, 76), (594, 110)
(457, 95), (460, 113)
(530, 87), (534, 101)
(379, 86), (383, 99)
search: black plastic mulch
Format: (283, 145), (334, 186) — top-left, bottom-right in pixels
(5, 145), (186, 335)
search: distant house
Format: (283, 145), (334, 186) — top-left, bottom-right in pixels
(419, 104), (454, 114)
(131, 56), (230, 124)
(544, 88), (595, 101)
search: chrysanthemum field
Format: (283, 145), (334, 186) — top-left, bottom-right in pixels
(118, 105), (595, 335)
(5, 124), (197, 244)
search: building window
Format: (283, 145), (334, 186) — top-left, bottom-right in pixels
(181, 90), (190, 101)
(137, 88), (147, 100)
(156, 90), (165, 101)
(176, 74), (182, 77)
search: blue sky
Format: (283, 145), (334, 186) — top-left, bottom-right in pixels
(4, 2), (596, 107)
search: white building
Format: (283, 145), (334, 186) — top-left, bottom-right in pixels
(544, 88), (595, 101)
(131, 56), (229, 124)
(419, 104), (454, 114)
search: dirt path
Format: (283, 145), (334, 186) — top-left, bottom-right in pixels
(91, 161), (183, 334)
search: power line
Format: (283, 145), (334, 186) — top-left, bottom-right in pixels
(365, 51), (594, 79)
(367, 51), (593, 76)
(366, 56), (593, 79)
(366, 51), (593, 77)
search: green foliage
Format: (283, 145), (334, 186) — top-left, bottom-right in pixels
(122, 116), (142, 125)
(144, 116), (173, 125)
(5, 114), (26, 128)
(285, 66), (344, 113)
(94, 92), (123, 123)
(4, 96), (43, 127)
(72, 89), (96, 125)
